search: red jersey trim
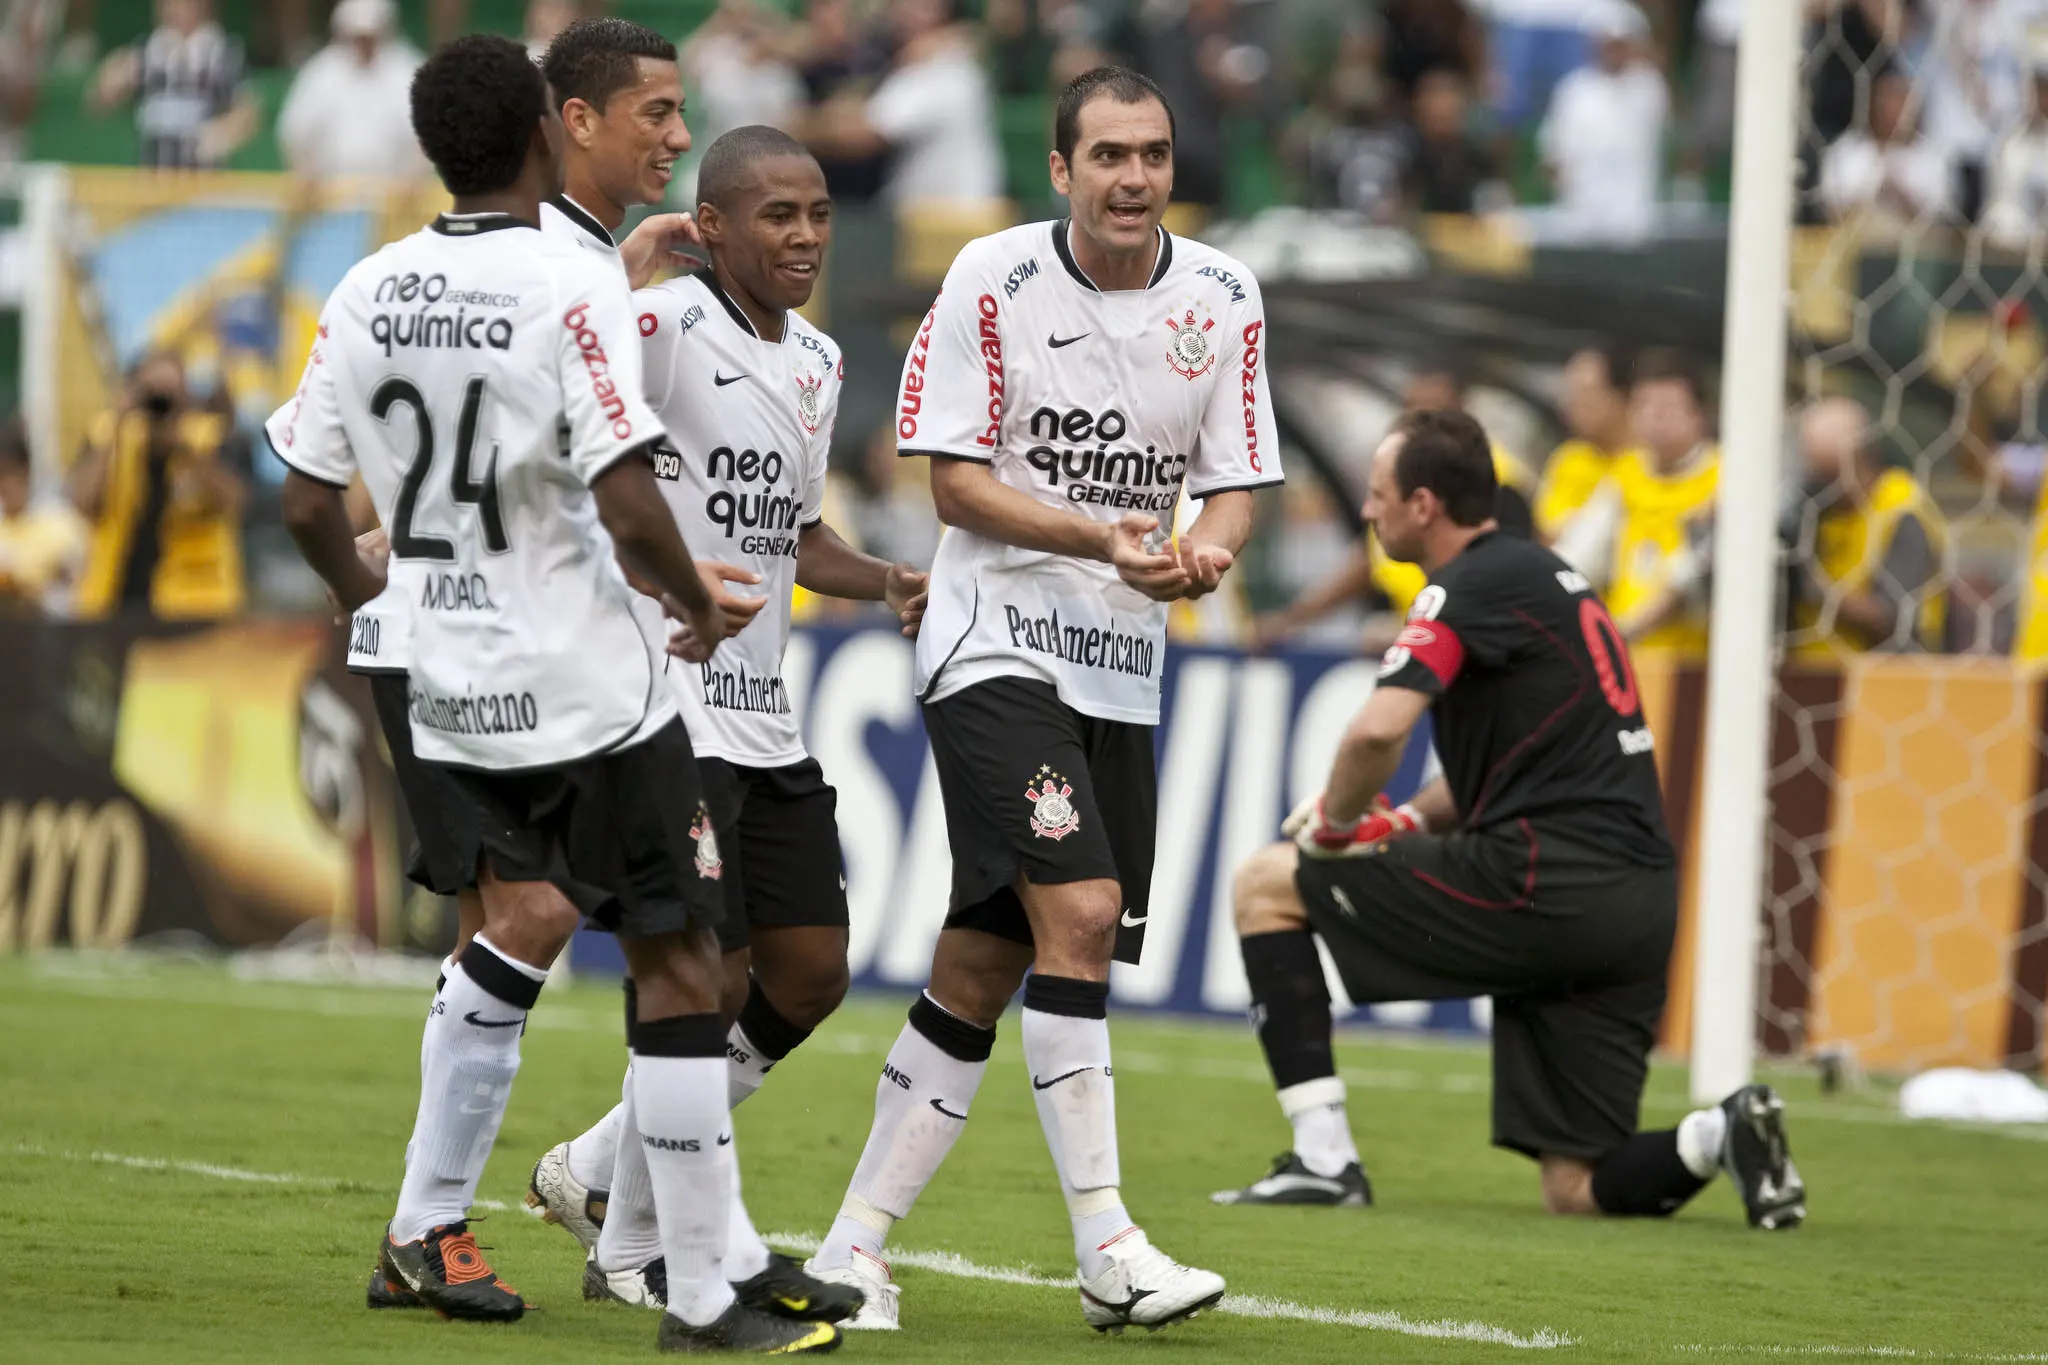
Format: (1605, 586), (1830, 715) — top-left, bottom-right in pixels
(1393, 620), (1465, 688)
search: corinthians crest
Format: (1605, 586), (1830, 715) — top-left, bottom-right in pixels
(689, 802), (723, 879)
(795, 372), (823, 433)
(1025, 766), (1081, 841)
(1164, 307), (1217, 380)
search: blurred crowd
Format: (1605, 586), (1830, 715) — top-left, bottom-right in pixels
(1247, 345), (1970, 667)
(7, 0), (2048, 671)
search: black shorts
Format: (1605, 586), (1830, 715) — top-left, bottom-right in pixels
(921, 676), (1156, 965)
(697, 756), (850, 954)
(423, 717), (728, 940)
(1293, 821), (1678, 1163)
(369, 672), (474, 897)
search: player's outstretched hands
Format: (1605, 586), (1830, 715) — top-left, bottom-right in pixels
(1176, 538), (1234, 600)
(885, 563), (929, 639)
(664, 561), (766, 661)
(1283, 793), (1422, 859)
(620, 212), (704, 290)
(1107, 514), (1190, 601)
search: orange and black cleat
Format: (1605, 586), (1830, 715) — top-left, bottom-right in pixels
(378, 1221), (532, 1322)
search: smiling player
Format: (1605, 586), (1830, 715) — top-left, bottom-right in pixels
(802, 66), (1282, 1334)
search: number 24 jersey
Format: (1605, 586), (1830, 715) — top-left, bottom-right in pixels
(267, 212), (674, 771)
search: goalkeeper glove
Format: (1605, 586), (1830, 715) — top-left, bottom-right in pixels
(1282, 793), (1423, 859)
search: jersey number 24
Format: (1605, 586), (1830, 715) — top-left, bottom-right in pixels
(373, 375), (508, 560)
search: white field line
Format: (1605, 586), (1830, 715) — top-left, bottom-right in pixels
(760, 1231), (1573, 1350)
(1674, 1347), (2048, 1362)
(21, 971), (2048, 1145)
(14, 1142), (2032, 1360)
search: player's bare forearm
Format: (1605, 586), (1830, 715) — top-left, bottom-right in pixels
(796, 521), (890, 599)
(592, 457), (713, 614)
(1408, 777), (1460, 832)
(928, 456), (1112, 561)
(1324, 686), (1431, 825)
(1185, 490), (1254, 558)
(279, 470), (385, 612)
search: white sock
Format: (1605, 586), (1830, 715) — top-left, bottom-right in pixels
(1020, 980), (1129, 1281)
(403, 975), (451, 1170)
(390, 937), (546, 1243)
(1279, 1076), (1360, 1177)
(567, 1100), (626, 1191)
(719, 1132), (773, 1283)
(727, 1020), (777, 1109)
(812, 993), (992, 1271)
(595, 1077), (662, 1274)
(1676, 1106), (1728, 1180)
(632, 1033), (737, 1328)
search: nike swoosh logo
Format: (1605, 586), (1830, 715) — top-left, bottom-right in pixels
(1119, 908), (1148, 928)
(464, 1011), (523, 1029)
(457, 1102), (497, 1115)
(717, 1132), (733, 1146)
(929, 1097), (968, 1120)
(1047, 332), (1089, 348)
(1031, 1066), (1097, 1091)
(713, 371), (748, 386)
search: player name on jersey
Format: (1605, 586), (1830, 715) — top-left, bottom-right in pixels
(635, 271), (840, 767)
(269, 210), (674, 771)
(899, 219), (1281, 725)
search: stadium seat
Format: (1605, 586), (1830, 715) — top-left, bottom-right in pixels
(895, 200), (1016, 283)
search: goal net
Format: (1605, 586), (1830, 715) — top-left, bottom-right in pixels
(1712, 1), (2048, 1080)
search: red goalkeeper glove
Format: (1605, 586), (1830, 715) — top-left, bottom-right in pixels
(1282, 793), (1424, 859)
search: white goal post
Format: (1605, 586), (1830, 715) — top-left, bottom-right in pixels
(1690, 0), (1806, 1106)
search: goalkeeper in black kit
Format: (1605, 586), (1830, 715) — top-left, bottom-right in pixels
(1215, 409), (1806, 1231)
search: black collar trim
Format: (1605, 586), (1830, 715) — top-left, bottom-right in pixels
(1050, 219), (1172, 292)
(548, 194), (615, 248)
(432, 212), (534, 236)
(698, 272), (764, 339)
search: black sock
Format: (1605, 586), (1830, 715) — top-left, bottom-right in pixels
(1240, 929), (1337, 1089)
(1590, 1130), (1711, 1217)
(736, 976), (813, 1063)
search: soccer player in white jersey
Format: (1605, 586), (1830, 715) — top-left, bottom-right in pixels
(546, 124), (928, 1320)
(267, 36), (837, 1354)
(803, 66), (1282, 1333)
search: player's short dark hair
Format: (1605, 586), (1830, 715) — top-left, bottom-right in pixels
(1631, 346), (1707, 407)
(698, 125), (818, 212)
(542, 16), (676, 115)
(1393, 409), (1498, 526)
(410, 34), (547, 196)
(1054, 66), (1176, 164)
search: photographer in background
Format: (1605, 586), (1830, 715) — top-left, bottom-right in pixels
(68, 349), (248, 621)
(0, 419), (87, 618)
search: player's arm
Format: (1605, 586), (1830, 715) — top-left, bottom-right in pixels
(280, 470), (385, 612)
(1287, 608), (1469, 854)
(1182, 273), (1282, 600)
(899, 259), (1186, 595)
(267, 301), (380, 611)
(558, 264), (731, 657)
(796, 521), (928, 635)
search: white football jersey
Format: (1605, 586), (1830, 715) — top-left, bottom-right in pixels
(342, 194), (625, 676)
(268, 211), (674, 770)
(634, 273), (840, 767)
(898, 220), (1281, 724)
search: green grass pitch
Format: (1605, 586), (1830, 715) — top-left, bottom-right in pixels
(3, 954), (2045, 1363)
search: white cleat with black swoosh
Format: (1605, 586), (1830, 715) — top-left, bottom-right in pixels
(1078, 1227), (1225, 1333)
